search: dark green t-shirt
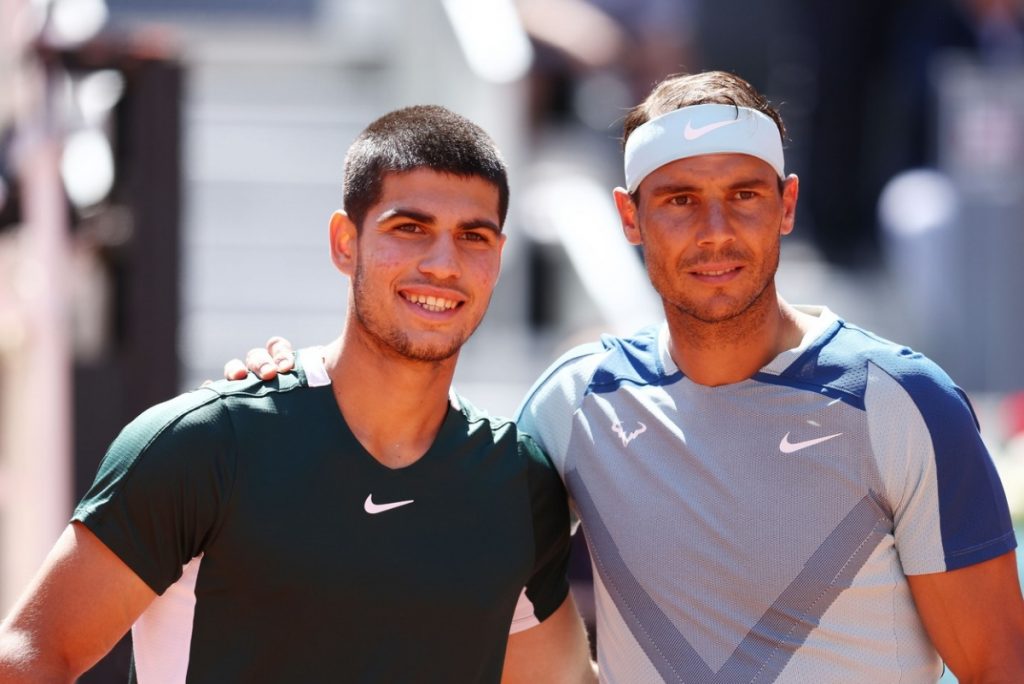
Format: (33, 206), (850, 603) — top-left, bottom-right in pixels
(74, 352), (571, 683)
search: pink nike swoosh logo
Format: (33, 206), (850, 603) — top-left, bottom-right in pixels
(779, 432), (843, 453)
(683, 118), (740, 140)
(364, 494), (414, 514)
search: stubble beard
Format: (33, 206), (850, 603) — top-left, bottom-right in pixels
(649, 238), (782, 340)
(350, 265), (476, 364)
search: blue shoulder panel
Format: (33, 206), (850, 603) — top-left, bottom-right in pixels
(587, 326), (683, 395)
(753, 321), (870, 409)
(775, 320), (1014, 568)
(864, 335), (1016, 569)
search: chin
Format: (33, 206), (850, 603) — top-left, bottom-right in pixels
(394, 335), (467, 363)
(674, 295), (760, 324)
(404, 346), (461, 363)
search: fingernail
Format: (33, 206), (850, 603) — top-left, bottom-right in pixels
(259, 363), (274, 377)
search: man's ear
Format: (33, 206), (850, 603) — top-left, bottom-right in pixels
(329, 210), (357, 275)
(780, 174), (800, 237)
(492, 231), (509, 282)
(613, 187), (642, 246)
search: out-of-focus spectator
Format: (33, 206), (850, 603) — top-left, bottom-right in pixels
(964, 0), (1024, 63)
(800, 0), (1023, 267)
(516, 0), (697, 137)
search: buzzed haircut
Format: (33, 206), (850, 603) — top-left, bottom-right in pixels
(343, 105), (510, 230)
(622, 71), (787, 146)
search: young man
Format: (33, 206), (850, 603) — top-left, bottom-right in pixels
(240, 74), (1024, 682)
(0, 106), (594, 683)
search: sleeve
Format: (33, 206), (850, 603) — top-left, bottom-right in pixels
(72, 388), (237, 595)
(515, 342), (605, 476)
(509, 434), (572, 634)
(866, 361), (1016, 574)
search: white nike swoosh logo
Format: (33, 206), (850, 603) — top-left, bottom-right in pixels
(779, 432), (843, 453)
(364, 494), (414, 514)
(683, 118), (740, 140)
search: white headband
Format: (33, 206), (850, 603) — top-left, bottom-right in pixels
(623, 104), (785, 192)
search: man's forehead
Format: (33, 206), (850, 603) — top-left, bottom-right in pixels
(376, 168), (498, 200)
(372, 170), (502, 227)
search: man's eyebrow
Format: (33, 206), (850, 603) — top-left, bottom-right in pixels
(378, 207), (436, 225)
(648, 178), (775, 196)
(728, 177), (774, 190)
(459, 218), (502, 234)
(378, 207), (501, 234)
(649, 183), (700, 197)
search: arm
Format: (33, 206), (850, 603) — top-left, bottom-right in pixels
(223, 336), (295, 380)
(908, 550), (1024, 683)
(502, 593), (596, 684)
(0, 523), (156, 682)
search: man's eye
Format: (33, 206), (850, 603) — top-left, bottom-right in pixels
(460, 232), (489, 243)
(735, 190), (757, 200)
(669, 196), (692, 206)
(394, 223), (423, 233)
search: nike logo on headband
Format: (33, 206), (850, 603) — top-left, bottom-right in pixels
(683, 118), (740, 140)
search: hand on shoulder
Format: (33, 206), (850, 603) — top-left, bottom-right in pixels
(223, 336), (295, 381)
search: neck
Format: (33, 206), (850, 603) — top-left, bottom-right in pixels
(664, 288), (812, 386)
(322, 327), (458, 469)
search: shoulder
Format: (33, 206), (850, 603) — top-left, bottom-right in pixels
(518, 325), (665, 417)
(514, 327), (668, 468)
(778, 319), (970, 415)
(452, 392), (519, 444)
(106, 373), (309, 469)
(452, 393), (560, 478)
(200, 371), (308, 405)
(75, 387), (239, 527)
(516, 432), (563, 492)
(109, 387), (234, 463)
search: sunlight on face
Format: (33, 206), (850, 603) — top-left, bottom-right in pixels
(348, 169), (505, 363)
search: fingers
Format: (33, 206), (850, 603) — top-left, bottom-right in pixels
(245, 347), (278, 380)
(221, 337), (296, 383)
(266, 336), (295, 373)
(223, 359), (248, 381)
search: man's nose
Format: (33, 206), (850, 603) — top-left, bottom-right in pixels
(696, 201), (735, 246)
(418, 235), (461, 280)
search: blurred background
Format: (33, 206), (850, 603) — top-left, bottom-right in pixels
(1, 0), (1022, 681)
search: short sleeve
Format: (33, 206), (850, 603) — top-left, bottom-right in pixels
(516, 342), (605, 476)
(509, 434), (571, 633)
(866, 362), (1016, 574)
(73, 388), (237, 595)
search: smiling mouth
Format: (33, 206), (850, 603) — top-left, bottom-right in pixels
(402, 293), (461, 313)
(692, 266), (740, 277)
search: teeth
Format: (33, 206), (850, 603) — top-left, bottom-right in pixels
(405, 293), (458, 312)
(697, 268), (736, 276)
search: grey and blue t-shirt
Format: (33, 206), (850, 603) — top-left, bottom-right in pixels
(517, 306), (1015, 683)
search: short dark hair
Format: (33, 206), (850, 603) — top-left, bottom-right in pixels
(343, 105), (509, 230)
(622, 71), (786, 146)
